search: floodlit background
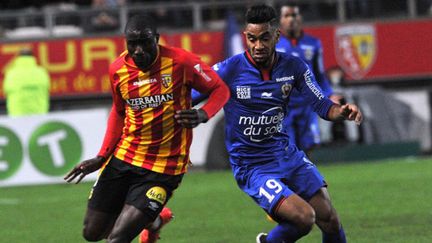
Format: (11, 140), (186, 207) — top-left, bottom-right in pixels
(0, 0), (431, 242)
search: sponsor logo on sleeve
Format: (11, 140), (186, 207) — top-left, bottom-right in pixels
(304, 69), (324, 100)
(212, 63), (220, 71)
(194, 64), (212, 82)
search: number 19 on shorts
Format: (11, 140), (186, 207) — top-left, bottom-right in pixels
(259, 179), (283, 203)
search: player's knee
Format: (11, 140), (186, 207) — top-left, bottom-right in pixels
(328, 213), (341, 232)
(107, 233), (134, 243)
(82, 225), (105, 242)
(319, 210), (341, 233)
(296, 208), (315, 234)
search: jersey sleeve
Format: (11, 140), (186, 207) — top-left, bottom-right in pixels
(293, 58), (334, 120)
(97, 65), (125, 159)
(184, 53), (229, 118)
(191, 88), (208, 106)
(312, 40), (333, 97)
(190, 59), (231, 106)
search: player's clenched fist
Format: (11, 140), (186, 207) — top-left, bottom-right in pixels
(174, 109), (209, 128)
(339, 104), (363, 125)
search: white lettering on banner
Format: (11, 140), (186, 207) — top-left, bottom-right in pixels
(304, 69), (324, 100)
(0, 137), (9, 171)
(239, 107), (284, 142)
(37, 130), (67, 167)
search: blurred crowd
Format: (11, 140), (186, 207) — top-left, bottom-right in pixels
(0, 0), (432, 38)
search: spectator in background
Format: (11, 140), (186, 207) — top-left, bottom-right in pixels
(3, 48), (50, 117)
(326, 65), (346, 104)
(346, 0), (371, 18)
(89, 0), (125, 32)
(326, 66), (348, 143)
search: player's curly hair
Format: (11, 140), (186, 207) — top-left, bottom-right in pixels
(245, 4), (278, 28)
(125, 14), (158, 34)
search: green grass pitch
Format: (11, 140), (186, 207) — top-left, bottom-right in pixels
(1, 157), (431, 242)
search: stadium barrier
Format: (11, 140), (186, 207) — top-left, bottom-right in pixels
(0, 107), (225, 187)
(0, 108), (107, 187)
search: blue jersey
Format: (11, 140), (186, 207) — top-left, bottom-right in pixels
(276, 33), (333, 107)
(214, 52), (334, 164)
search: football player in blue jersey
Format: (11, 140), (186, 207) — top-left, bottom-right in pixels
(190, 4), (363, 243)
(277, 1), (344, 158)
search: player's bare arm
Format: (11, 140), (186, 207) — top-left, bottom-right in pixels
(174, 109), (208, 128)
(64, 156), (105, 184)
(328, 103), (363, 125)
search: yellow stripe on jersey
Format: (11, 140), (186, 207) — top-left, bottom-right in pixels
(132, 70), (152, 167)
(115, 65), (132, 161)
(175, 70), (190, 174)
(151, 57), (174, 173)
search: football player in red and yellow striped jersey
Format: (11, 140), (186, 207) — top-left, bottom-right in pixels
(65, 14), (229, 243)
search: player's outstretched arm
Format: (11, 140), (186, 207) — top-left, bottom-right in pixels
(64, 104), (124, 184)
(64, 156), (105, 184)
(327, 103), (363, 125)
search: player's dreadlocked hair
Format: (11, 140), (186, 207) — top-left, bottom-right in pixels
(125, 14), (158, 34)
(245, 4), (278, 29)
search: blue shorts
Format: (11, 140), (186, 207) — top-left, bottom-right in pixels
(231, 146), (325, 217)
(285, 105), (320, 151)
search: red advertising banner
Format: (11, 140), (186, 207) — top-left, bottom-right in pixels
(0, 32), (224, 98)
(0, 19), (431, 97)
(305, 19), (432, 83)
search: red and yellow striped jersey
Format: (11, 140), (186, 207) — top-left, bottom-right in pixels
(106, 45), (226, 175)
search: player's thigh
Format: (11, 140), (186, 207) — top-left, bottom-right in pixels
(275, 193), (315, 226)
(83, 158), (128, 238)
(83, 207), (118, 240)
(308, 187), (339, 224)
(125, 168), (183, 222)
(85, 156), (130, 234)
(283, 154), (326, 201)
(250, 175), (314, 226)
(107, 204), (149, 242)
(87, 156), (130, 215)
(240, 171), (294, 219)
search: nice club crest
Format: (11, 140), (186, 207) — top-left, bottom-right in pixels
(334, 24), (377, 80)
